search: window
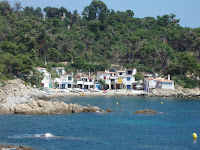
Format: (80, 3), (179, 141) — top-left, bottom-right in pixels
(81, 78), (87, 82)
(119, 72), (122, 75)
(127, 77), (131, 81)
(111, 79), (115, 83)
(68, 77), (72, 81)
(89, 79), (92, 82)
(128, 71), (132, 74)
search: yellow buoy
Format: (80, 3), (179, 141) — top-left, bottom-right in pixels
(117, 102), (118, 105)
(161, 102), (163, 104)
(193, 133), (198, 139)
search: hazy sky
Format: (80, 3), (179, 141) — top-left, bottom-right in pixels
(5, 0), (200, 28)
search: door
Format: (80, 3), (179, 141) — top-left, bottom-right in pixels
(95, 84), (100, 90)
(118, 78), (122, 84)
(127, 85), (131, 89)
(49, 83), (52, 88)
(62, 84), (65, 89)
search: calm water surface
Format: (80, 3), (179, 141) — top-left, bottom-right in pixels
(0, 96), (200, 150)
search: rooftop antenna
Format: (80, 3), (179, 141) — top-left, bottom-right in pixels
(61, 13), (66, 21)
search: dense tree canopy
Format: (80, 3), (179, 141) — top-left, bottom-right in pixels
(0, 0), (200, 87)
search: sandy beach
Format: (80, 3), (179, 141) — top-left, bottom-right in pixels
(45, 89), (145, 98)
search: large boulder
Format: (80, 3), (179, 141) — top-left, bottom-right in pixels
(10, 100), (108, 115)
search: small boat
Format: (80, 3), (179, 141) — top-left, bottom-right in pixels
(79, 93), (85, 96)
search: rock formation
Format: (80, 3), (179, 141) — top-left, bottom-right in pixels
(0, 144), (32, 150)
(0, 79), (46, 107)
(9, 100), (109, 115)
(133, 109), (159, 114)
(145, 88), (200, 98)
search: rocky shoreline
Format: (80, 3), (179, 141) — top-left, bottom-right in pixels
(144, 88), (200, 98)
(0, 79), (110, 115)
(0, 144), (33, 150)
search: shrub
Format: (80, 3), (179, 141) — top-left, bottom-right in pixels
(172, 75), (200, 89)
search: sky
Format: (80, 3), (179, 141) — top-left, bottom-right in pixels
(5, 0), (200, 28)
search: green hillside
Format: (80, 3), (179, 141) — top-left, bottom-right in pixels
(0, 0), (200, 88)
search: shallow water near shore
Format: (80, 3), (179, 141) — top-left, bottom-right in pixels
(0, 96), (200, 150)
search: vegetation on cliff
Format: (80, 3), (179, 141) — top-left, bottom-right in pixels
(0, 0), (200, 87)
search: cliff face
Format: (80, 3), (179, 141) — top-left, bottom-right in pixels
(0, 78), (45, 107)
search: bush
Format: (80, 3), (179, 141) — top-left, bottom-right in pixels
(172, 75), (200, 89)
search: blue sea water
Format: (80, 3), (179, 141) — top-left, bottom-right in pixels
(0, 96), (200, 150)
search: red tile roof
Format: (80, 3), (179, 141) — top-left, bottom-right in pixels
(155, 78), (174, 82)
(88, 76), (93, 79)
(145, 78), (174, 82)
(97, 71), (109, 74)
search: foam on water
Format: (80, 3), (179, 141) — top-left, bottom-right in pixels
(8, 133), (55, 139)
(8, 134), (32, 139)
(42, 133), (54, 138)
(8, 133), (90, 141)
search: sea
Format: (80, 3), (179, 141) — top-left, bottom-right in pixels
(0, 96), (200, 150)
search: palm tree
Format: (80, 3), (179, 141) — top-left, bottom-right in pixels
(98, 79), (105, 90)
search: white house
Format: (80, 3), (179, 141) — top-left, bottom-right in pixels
(77, 76), (95, 89)
(97, 71), (111, 90)
(52, 67), (65, 76)
(65, 74), (74, 88)
(110, 76), (123, 90)
(52, 67), (74, 89)
(123, 75), (136, 89)
(123, 68), (137, 89)
(96, 68), (137, 90)
(34, 67), (52, 88)
(144, 74), (174, 92)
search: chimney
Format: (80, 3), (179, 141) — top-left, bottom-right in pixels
(61, 13), (66, 21)
(43, 14), (46, 21)
(168, 74), (170, 80)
